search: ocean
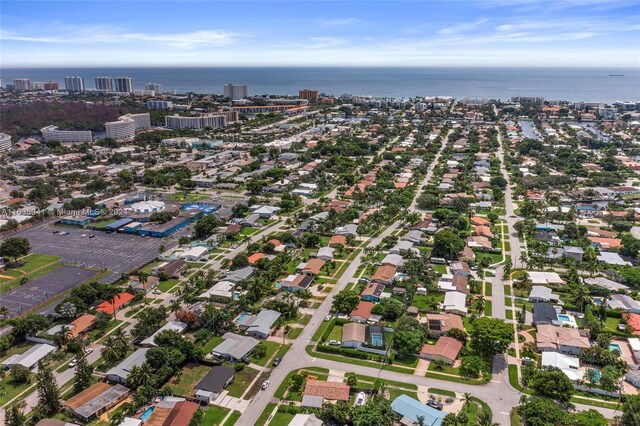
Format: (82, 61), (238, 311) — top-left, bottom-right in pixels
(1, 67), (639, 102)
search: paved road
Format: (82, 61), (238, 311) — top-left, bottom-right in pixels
(409, 129), (452, 212)
(238, 129), (453, 425)
(496, 131), (523, 270)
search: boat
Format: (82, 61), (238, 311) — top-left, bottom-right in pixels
(355, 392), (366, 406)
(609, 74), (624, 77)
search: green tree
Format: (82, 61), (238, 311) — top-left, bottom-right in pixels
(36, 360), (61, 415)
(530, 366), (574, 403)
(469, 317), (514, 359)
(332, 290), (360, 314)
(73, 346), (94, 393)
(518, 397), (567, 426)
(9, 365), (31, 384)
(1, 237), (31, 262)
(621, 394), (640, 426)
(432, 230), (465, 260)
(5, 402), (27, 426)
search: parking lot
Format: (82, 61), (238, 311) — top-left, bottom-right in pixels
(12, 221), (181, 283)
(1, 266), (98, 316)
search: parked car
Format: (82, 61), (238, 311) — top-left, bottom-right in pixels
(261, 380), (270, 390)
(68, 360), (77, 368)
(328, 340), (341, 346)
(85, 348), (94, 355)
(152, 289), (162, 294)
(427, 400), (443, 410)
(324, 315), (333, 321)
(272, 357), (282, 367)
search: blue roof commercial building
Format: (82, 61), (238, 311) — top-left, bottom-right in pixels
(104, 218), (133, 232)
(391, 394), (447, 426)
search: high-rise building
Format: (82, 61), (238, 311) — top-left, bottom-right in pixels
(105, 113), (150, 140)
(13, 78), (31, 92)
(114, 77), (134, 93)
(44, 81), (59, 90)
(32, 82), (46, 90)
(223, 83), (248, 100)
(144, 82), (162, 93)
(147, 100), (174, 110)
(64, 76), (85, 92)
(299, 89), (319, 100)
(0, 133), (12, 152)
(165, 114), (227, 130)
(95, 77), (113, 92)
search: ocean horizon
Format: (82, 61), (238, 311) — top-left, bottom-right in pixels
(1, 66), (639, 103)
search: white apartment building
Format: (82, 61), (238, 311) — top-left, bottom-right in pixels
(105, 113), (151, 140)
(41, 125), (92, 143)
(165, 114), (227, 130)
(64, 76), (85, 92)
(147, 100), (173, 110)
(0, 133), (12, 152)
(13, 78), (31, 91)
(95, 77), (113, 92)
(223, 83), (248, 100)
(144, 83), (162, 93)
(114, 77), (134, 93)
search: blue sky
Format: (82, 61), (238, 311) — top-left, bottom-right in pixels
(1, 0), (639, 67)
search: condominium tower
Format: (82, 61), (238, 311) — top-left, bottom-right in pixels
(114, 77), (134, 93)
(223, 83), (248, 100)
(64, 76), (85, 92)
(95, 77), (113, 92)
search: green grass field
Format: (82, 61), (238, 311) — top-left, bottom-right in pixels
(0, 253), (61, 294)
(201, 406), (231, 425)
(163, 363), (210, 396)
(250, 341), (281, 366)
(226, 367), (260, 398)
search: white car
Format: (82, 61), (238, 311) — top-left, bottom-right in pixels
(261, 380), (270, 390)
(328, 340), (341, 346)
(84, 348), (94, 355)
(152, 289), (162, 294)
(324, 315), (332, 321)
(68, 360), (77, 368)
(355, 392), (366, 406)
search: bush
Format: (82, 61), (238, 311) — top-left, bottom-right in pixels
(233, 362), (245, 372)
(316, 343), (386, 362)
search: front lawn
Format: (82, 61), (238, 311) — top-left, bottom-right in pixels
(201, 406), (231, 425)
(250, 341), (281, 366)
(163, 363), (210, 396)
(226, 367), (260, 398)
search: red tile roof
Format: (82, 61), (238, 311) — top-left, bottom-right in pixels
(304, 379), (350, 401)
(96, 293), (134, 315)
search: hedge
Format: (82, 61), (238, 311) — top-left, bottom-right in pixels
(316, 343), (386, 362)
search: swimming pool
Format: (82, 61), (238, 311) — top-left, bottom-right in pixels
(236, 312), (250, 323)
(558, 314), (571, 321)
(610, 343), (622, 353)
(140, 406), (155, 422)
(370, 333), (383, 347)
(557, 313), (577, 328)
(274, 282), (282, 289)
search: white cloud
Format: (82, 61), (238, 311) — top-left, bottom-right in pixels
(438, 18), (489, 35)
(0, 25), (245, 48)
(316, 17), (362, 26)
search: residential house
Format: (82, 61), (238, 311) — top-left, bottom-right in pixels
(449, 261), (470, 276)
(140, 321), (188, 347)
(96, 292), (134, 315)
(225, 266), (255, 283)
(623, 313), (640, 335)
(240, 214), (260, 227)
(402, 230), (425, 245)
(528, 272), (564, 285)
(563, 246), (584, 262)
(303, 380), (350, 402)
(247, 252), (266, 265)
(467, 235), (493, 250)
(381, 253), (404, 269)
(390, 395), (446, 426)
(425, 313), (464, 336)
(64, 383), (129, 422)
(334, 224), (358, 236)
(210, 333), (260, 362)
(371, 265), (397, 285)
(144, 398), (200, 426)
(361, 283), (385, 303)
(528, 286), (560, 304)
(443, 291), (467, 316)
(536, 324), (591, 355)
(342, 322), (366, 348)
(419, 336), (463, 365)
(533, 303), (559, 326)
(199, 281), (237, 300)
(609, 295), (640, 313)
(194, 366), (235, 404)
(588, 236), (622, 249)
(541, 352), (584, 382)
(390, 240), (417, 255)
(350, 301), (381, 324)
(106, 348), (150, 384)
(328, 235), (347, 247)
(237, 309), (281, 339)
(316, 247), (335, 261)
(1, 343), (56, 370)
(597, 252), (631, 266)
(153, 259), (187, 278)
(281, 274), (314, 292)
(302, 258), (325, 276)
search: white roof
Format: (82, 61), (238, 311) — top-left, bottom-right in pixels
(130, 200), (165, 213)
(119, 418), (143, 426)
(317, 247), (335, 258)
(141, 321), (188, 346)
(527, 271), (564, 285)
(628, 338), (640, 351)
(1, 343), (56, 369)
(443, 291), (467, 313)
(584, 277), (629, 291)
(541, 352), (583, 381)
(529, 286), (558, 301)
(596, 252), (631, 266)
(199, 281), (236, 298)
(180, 246), (208, 258)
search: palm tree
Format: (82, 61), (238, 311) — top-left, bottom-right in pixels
(54, 325), (73, 348)
(475, 296), (486, 316)
(101, 337), (123, 363)
(571, 285), (591, 313)
(462, 392), (473, 409)
(0, 306), (9, 319)
(126, 362), (153, 388)
(169, 299), (182, 313)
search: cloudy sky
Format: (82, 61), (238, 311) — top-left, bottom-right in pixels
(2, 0), (639, 67)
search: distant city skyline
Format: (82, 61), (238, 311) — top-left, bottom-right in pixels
(1, 0), (639, 68)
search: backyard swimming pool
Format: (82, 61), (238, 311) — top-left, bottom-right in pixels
(140, 406), (155, 421)
(610, 343), (622, 353)
(557, 313), (577, 328)
(236, 312), (250, 323)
